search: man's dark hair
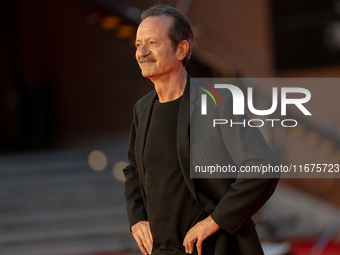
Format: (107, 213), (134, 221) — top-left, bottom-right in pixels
(141, 5), (194, 66)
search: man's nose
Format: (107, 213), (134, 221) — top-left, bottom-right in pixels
(137, 44), (151, 58)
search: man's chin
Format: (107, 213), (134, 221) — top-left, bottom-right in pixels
(141, 71), (154, 78)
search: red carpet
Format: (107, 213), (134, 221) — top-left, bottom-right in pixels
(291, 241), (340, 255)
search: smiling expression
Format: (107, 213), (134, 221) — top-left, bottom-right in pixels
(135, 15), (182, 79)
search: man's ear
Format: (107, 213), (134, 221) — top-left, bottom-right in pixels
(176, 40), (190, 61)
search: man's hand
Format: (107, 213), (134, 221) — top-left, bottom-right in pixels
(131, 220), (153, 255)
(183, 215), (220, 255)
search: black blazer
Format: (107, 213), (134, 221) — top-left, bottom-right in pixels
(123, 75), (280, 254)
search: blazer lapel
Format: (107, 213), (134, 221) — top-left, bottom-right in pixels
(177, 74), (197, 201)
(135, 91), (158, 186)
(190, 76), (197, 119)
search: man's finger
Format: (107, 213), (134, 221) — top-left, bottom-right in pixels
(196, 238), (203, 255)
(135, 236), (149, 255)
(183, 229), (197, 254)
(187, 236), (196, 253)
(190, 241), (195, 254)
(141, 238), (151, 255)
(146, 223), (153, 254)
(183, 233), (187, 252)
(140, 228), (152, 254)
(183, 232), (190, 253)
(146, 223), (153, 244)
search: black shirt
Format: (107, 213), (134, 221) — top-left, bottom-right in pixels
(143, 96), (215, 254)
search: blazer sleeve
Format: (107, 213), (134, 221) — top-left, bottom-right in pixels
(123, 104), (148, 228)
(209, 92), (280, 236)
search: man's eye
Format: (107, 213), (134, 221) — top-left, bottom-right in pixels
(150, 42), (157, 45)
(135, 44), (140, 48)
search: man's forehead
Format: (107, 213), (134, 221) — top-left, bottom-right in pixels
(136, 15), (173, 38)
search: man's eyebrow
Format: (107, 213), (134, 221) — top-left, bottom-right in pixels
(135, 38), (157, 42)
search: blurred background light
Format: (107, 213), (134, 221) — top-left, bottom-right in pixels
(113, 161), (128, 182)
(88, 150), (107, 171)
(86, 11), (103, 25)
(99, 15), (121, 30)
(125, 7), (140, 20)
(116, 24), (136, 39)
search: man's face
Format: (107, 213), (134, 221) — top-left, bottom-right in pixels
(135, 15), (180, 78)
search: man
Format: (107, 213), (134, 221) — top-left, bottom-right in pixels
(123, 5), (279, 255)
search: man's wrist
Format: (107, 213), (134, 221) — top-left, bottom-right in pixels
(208, 215), (221, 230)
